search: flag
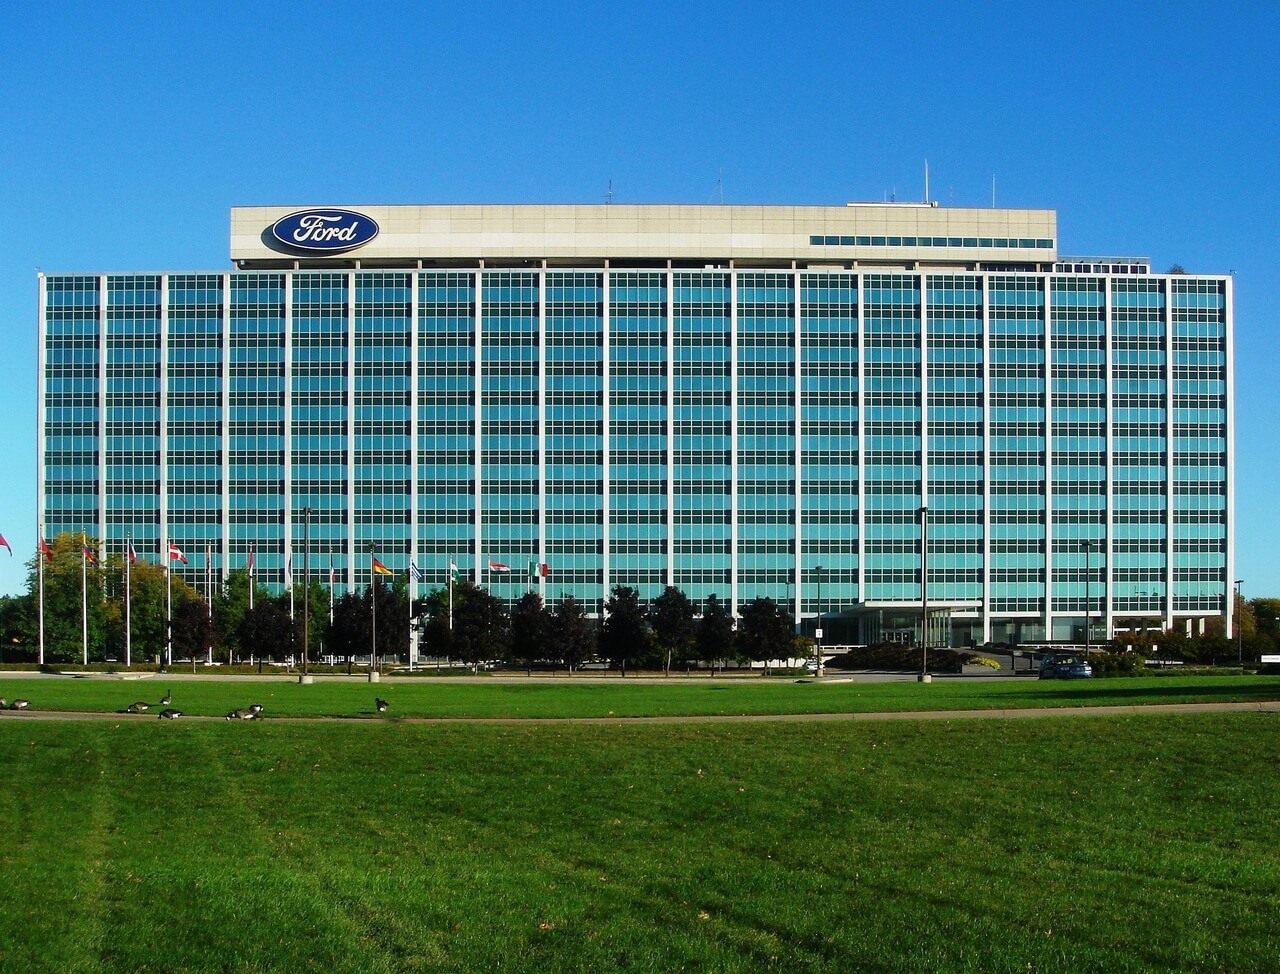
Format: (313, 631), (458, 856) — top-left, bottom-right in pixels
(450, 560), (460, 582)
(247, 546), (255, 576)
(528, 560), (538, 582)
(488, 560), (511, 573)
(409, 559), (423, 582)
(168, 543), (187, 564)
(541, 562), (550, 579)
(82, 543), (97, 566)
(0, 533), (10, 556)
(285, 553), (292, 584)
(329, 556), (335, 587)
(39, 535), (53, 564)
(372, 558), (393, 576)
(127, 540), (137, 565)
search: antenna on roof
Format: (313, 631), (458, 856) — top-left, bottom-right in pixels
(710, 167), (725, 205)
(992, 174), (996, 208)
(924, 159), (930, 204)
(606, 179), (613, 205)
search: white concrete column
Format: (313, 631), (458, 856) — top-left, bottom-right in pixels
(220, 273), (231, 582)
(601, 270), (611, 602)
(1043, 274), (1054, 639)
(981, 275), (992, 644)
(473, 270), (484, 585)
(792, 269), (802, 625)
(1224, 275), (1236, 637)
(729, 271), (739, 615)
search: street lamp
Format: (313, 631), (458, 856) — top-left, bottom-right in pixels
(919, 504), (930, 682)
(815, 565), (824, 677)
(1083, 540), (1096, 655)
(1235, 579), (1245, 664)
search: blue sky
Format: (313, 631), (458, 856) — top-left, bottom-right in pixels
(1, 0), (1276, 598)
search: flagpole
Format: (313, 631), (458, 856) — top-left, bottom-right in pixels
(329, 555), (334, 625)
(166, 541), (173, 668)
(408, 548), (415, 674)
(369, 542), (378, 682)
(448, 554), (454, 633)
(81, 537), (88, 665)
(125, 537), (132, 668)
(206, 543), (213, 665)
(37, 536), (46, 666)
(249, 546), (255, 611)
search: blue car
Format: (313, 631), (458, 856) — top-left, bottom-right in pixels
(1039, 653), (1093, 680)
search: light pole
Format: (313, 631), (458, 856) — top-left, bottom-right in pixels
(1083, 540), (1096, 655)
(1235, 579), (1245, 664)
(919, 504), (930, 682)
(815, 565), (824, 677)
(300, 506), (311, 684)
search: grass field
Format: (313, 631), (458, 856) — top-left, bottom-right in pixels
(2, 673), (1280, 721)
(1, 713), (1278, 973)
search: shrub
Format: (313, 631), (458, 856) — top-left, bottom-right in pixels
(965, 656), (1001, 670)
(1087, 651), (1148, 677)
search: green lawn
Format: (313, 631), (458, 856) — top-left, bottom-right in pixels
(1, 714), (1278, 972)
(1, 673), (1278, 720)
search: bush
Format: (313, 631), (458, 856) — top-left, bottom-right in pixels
(1087, 651), (1148, 677)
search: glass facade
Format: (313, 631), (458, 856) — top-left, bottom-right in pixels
(40, 262), (1232, 643)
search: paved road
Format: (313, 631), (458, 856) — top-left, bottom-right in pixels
(2, 700), (1276, 725)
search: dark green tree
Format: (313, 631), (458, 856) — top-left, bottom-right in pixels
(553, 595), (596, 672)
(697, 594), (735, 673)
(450, 583), (510, 671)
(172, 596), (217, 670)
(650, 585), (696, 676)
(737, 597), (795, 675)
(1252, 598), (1280, 641)
(238, 600), (294, 672)
(601, 585), (650, 676)
(330, 590), (369, 674)
(511, 591), (552, 674)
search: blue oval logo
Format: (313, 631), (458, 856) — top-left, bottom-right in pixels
(270, 209), (379, 253)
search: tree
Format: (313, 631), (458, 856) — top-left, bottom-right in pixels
(737, 597), (795, 675)
(172, 597), (217, 669)
(450, 582), (510, 671)
(649, 585), (696, 676)
(1252, 598), (1280, 641)
(553, 595), (596, 672)
(601, 585), (650, 676)
(697, 594), (735, 672)
(511, 592), (552, 674)
(239, 600), (294, 672)
(214, 568), (272, 664)
(330, 590), (369, 674)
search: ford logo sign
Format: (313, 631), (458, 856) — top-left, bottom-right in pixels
(270, 209), (379, 253)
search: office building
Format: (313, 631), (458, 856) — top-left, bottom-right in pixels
(38, 202), (1234, 645)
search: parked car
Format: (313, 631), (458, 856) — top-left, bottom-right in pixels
(1039, 653), (1093, 680)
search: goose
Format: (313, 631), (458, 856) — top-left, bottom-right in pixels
(127, 701), (150, 714)
(11, 699), (30, 711)
(0, 698), (6, 709)
(248, 704), (264, 716)
(225, 708), (252, 720)
(160, 689), (172, 706)
(375, 697), (388, 713)
(157, 708), (182, 720)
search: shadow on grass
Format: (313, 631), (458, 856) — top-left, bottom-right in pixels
(996, 680), (1280, 706)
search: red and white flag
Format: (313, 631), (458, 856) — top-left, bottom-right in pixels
(540, 562), (550, 579)
(0, 533), (11, 556)
(39, 535), (53, 564)
(488, 560), (511, 573)
(247, 546), (255, 576)
(127, 540), (137, 565)
(168, 543), (187, 564)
